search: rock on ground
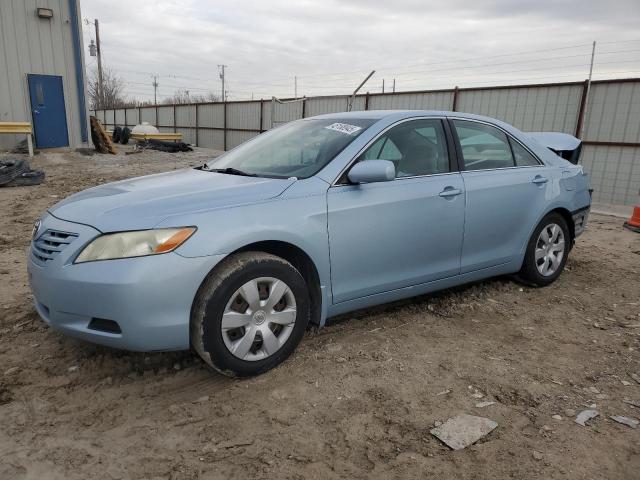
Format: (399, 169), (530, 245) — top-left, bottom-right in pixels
(430, 414), (498, 450)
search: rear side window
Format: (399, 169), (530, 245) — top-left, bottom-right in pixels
(510, 138), (540, 166)
(453, 120), (514, 170)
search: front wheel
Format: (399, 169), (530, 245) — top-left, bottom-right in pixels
(191, 252), (310, 377)
(519, 213), (570, 287)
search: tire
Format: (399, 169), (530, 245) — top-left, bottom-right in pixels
(0, 159), (29, 185)
(120, 127), (131, 145)
(519, 213), (570, 287)
(3, 170), (45, 187)
(191, 252), (310, 377)
(112, 126), (122, 143)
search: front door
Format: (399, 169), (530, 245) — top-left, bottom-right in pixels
(27, 74), (69, 148)
(327, 118), (465, 304)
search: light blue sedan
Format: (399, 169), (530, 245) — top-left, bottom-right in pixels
(28, 111), (591, 376)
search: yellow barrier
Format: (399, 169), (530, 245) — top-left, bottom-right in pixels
(0, 122), (33, 156)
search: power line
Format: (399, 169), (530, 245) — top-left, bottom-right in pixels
(108, 46), (640, 94)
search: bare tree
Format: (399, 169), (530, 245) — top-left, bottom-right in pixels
(88, 67), (132, 109)
(161, 89), (221, 105)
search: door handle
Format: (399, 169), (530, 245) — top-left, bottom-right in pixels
(439, 187), (462, 197)
(532, 175), (548, 185)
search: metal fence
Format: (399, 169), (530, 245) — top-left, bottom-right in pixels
(94, 78), (640, 206)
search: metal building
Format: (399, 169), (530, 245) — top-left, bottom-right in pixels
(0, 0), (89, 150)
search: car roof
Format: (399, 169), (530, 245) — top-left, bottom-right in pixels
(308, 109), (504, 125)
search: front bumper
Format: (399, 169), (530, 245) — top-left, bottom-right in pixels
(27, 213), (224, 351)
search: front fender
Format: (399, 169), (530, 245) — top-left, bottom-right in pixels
(156, 178), (332, 291)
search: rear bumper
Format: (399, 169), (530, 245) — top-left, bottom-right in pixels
(27, 213), (224, 351)
(572, 206), (590, 237)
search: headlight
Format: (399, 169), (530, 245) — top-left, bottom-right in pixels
(74, 227), (196, 263)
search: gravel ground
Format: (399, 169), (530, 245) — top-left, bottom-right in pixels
(0, 149), (639, 480)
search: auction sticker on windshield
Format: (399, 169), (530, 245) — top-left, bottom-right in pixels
(325, 123), (363, 135)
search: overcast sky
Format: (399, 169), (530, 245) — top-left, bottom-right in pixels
(80, 0), (640, 103)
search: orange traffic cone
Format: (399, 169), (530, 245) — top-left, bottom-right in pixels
(624, 205), (640, 233)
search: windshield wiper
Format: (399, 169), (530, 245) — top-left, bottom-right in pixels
(207, 167), (258, 177)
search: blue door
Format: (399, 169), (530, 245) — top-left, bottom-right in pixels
(327, 118), (465, 303)
(27, 74), (69, 148)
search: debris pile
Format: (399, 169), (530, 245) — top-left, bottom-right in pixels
(89, 116), (116, 154)
(0, 158), (44, 187)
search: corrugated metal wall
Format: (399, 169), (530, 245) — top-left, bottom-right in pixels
(578, 81), (640, 205)
(96, 79), (640, 206)
(456, 85), (582, 134)
(0, 0), (88, 149)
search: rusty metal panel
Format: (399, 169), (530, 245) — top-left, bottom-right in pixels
(175, 105), (196, 128)
(581, 144), (640, 206)
(456, 85), (582, 133)
(582, 81), (640, 143)
(198, 104), (224, 128)
(368, 91), (454, 111)
(227, 130), (259, 149)
(140, 107), (156, 124)
(227, 102), (261, 130)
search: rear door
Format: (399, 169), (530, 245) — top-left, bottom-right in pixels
(27, 74), (69, 148)
(450, 118), (552, 273)
(327, 118), (465, 303)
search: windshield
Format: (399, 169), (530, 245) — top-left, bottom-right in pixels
(205, 118), (376, 179)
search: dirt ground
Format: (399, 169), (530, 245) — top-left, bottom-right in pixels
(1, 149), (639, 480)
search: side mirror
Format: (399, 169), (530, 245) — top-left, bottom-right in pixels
(347, 160), (395, 184)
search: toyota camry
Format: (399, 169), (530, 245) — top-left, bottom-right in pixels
(28, 110), (591, 376)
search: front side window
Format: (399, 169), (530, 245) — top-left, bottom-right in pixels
(358, 119), (449, 178)
(206, 118), (375, 179)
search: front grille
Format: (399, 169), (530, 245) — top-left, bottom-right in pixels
(32, 229), (78, 263)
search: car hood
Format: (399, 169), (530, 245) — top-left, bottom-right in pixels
(49, 168), (296, 232)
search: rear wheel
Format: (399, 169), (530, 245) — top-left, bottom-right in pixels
(519, 213), (570, 286)
(191, 252), (310, 377)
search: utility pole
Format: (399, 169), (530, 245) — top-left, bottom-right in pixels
(85, 19), (104, 109)
(152, 75), (159, 105)
(392, 78), (396, 93)
(577, 41), (597, 139)
(218, 65), (227, 101)
(382, 79), (385, 93)
(294, 76), (298, 98)
(347, 70), (375, 112)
